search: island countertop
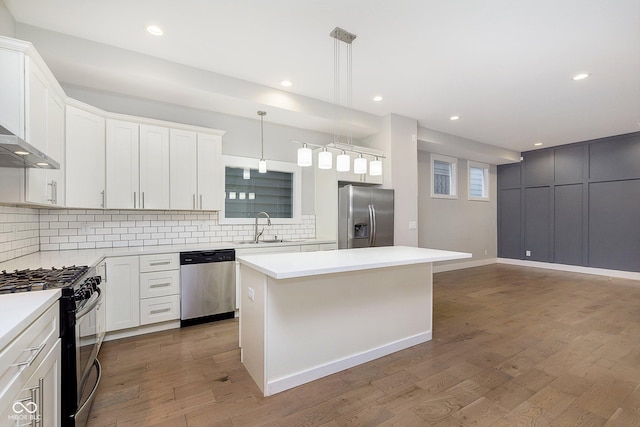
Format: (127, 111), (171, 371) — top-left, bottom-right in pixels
(237, 246), (471, 279)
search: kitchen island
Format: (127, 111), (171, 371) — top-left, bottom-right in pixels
(237, 246), (471, 396)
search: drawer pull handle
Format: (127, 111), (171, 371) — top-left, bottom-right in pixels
(150, 308), (171, 314)
(150, 282), (171, 288)
(12, 343), (46, 368)
(149, 261), (171, 266)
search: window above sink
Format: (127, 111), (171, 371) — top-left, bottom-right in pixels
(220, 155), (302, 225)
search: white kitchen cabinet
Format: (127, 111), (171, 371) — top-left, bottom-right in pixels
(0, 301), (60, 427)
(65, 103), (106, 209)
(139, 124), (170, 209)
(105, 256), (140, 332)
(139, 253), (180, 326)
(0, 340), (61, 427)
(197, 133), (223, 210)
(105, 119), (140, 209)
(26, 93), (65, 205)
(169, 130), (223, 210)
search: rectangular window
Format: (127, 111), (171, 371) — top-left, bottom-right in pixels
(225, 167), (293, 218)
(468, 161), (490, 201)
(431, 154), (457, 199)
(220, 155), (301, 225)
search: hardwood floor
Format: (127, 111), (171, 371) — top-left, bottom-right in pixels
(87, 264), (640, 426)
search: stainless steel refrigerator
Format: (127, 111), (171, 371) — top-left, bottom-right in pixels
(338, 185), (394, 249)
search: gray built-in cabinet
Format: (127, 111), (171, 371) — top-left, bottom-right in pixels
(497, 131), (640, 272)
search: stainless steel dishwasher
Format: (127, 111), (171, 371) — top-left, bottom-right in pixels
(180, 249), (236, 327)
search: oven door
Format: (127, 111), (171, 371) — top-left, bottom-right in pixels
(75, 286), (102, 409)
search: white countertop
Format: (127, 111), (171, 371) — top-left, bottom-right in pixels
(0, 240), (335, 271)
(0, 289), (61, 349)
(238, 246), (472, 279)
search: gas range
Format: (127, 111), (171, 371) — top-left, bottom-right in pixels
(0, 265), (90, 294)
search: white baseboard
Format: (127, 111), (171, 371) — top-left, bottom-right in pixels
(497, 258), (640, 281)
(434, 258), (497, 273)
(266, 331), (432, 396)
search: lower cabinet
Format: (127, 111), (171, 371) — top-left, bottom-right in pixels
(105, 253), (180, 334)
(4, 340), (62, 427)
(139, 254), (180, 325)
(0, 302), (61, 427)
(105, 256), (140, 332)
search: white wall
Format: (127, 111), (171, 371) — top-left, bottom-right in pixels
(418, 151), (497, 268)
(0, 0), (15, 37)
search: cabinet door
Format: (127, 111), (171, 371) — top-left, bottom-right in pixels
(26, 94), (65, 205)
(66, 105), (105, 208)
(0, 48), (25, 138)
(106, 120), (140, 209)
(139, 125), (170, 209)
(1, 340), (61, 427)
(26, 59), (48, 153)
(105, 256), (140, 332)
(169, 129), (197, 209)
(197, 133), (223, 210)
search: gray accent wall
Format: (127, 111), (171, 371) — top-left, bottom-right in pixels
(497, 131), (640, 272)
(0, 0), (15, 37)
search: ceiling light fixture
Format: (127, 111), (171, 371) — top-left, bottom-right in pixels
(450, 115), (460, 121)
(257, 111), (267, 173)
(572, 73), (590, 81)
(146, 25), (164, 36)
(281, 80), (292, 87)
(534, 142), (543, 146)
(292, 27), (385, 176)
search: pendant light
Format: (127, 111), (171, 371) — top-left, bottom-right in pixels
(257, 111), (267, 173)
(369, 157), (382, 176)
(354, 153), (367, 174)
(318, 147), (332, 169)
(336, 150), (350, 172)
(297, 143), (312, 167)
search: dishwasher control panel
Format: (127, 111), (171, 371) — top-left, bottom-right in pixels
(180, 249), (235, 265)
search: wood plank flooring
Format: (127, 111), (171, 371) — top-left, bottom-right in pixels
(87, 264), (640, 426)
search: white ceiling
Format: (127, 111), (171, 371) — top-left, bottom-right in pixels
(5, 0), (640, 152)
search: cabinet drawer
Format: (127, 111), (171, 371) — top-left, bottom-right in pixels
(140, 295), (180, 325)
(0, 302), (59, 414)
(139, 253), (179, 272)
(140, 270), (180, 299)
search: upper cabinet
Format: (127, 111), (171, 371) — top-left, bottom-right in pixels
(65, 103), (106, 209)
(169, 130), (222, 210)
(105, 121), (170, 210)
(0, 36), (66, 206)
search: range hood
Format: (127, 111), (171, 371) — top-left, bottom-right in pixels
(0, 124), (59, 169)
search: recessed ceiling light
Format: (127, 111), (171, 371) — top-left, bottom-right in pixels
(281, 80), (292, 87)
(373, 95), (383, 102)
(36, 162), (49, 167)
(146, 25), (164, 36)
(572, 73), (590, 81)
(534, 142), (543, 146)
(450, 115), (460, 121)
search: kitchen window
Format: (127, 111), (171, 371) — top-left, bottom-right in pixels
(431, 154), (457, 199)
(468, 161), (490, 201)
(220, 155), (301, 224)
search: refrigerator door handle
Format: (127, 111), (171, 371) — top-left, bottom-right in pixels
(369, 204), (377, 246)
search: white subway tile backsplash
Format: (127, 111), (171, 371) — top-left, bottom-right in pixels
(31, 209), (315, 252)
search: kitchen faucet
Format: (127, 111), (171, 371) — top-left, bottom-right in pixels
(254, 211), (271, 243)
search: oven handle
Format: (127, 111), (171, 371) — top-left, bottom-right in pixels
(75, 359), (102, 416)
(76, 287), (102, 320)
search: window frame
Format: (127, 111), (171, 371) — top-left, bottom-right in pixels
(468, 161), (490, 201)
(430, 154), (458, 199)
(219, 155), (302, 225)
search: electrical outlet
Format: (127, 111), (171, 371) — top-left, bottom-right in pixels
(11, 224), (18, 239)
(484, 249), (488, 255)
(248, 287), (255, 301)
(526, 250), (531, 257)
(81, 223), (90, 235)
